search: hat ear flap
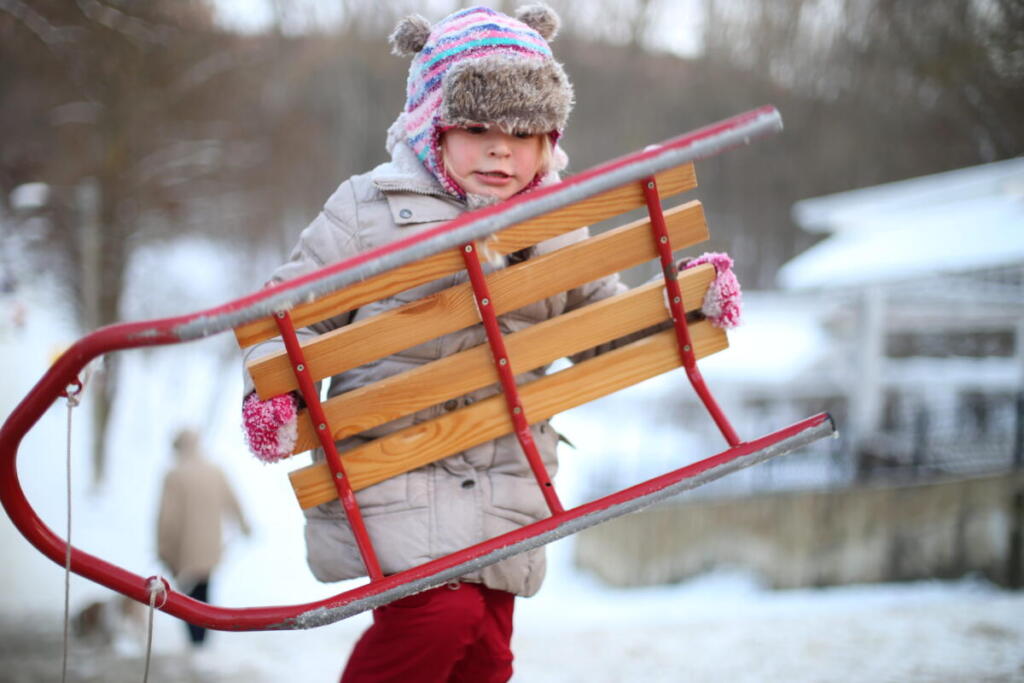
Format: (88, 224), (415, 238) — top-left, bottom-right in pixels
(389, 14), (432, 56)
(515, 3), (561, 41)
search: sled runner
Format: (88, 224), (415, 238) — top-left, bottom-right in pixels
(0, 106), (835, 631)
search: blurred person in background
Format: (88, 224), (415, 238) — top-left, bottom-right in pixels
(157, 427), (251, 647)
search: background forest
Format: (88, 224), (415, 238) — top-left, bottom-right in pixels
(1, 0), (1022, 479)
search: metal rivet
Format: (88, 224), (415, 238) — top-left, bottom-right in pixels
(499, 358), (507, 366)
(275, 311), (286, 318)
(296, 363), (305, 372)
(673, 296), (681, 304)
(335, 472), (344, 479)
(464, 244), (473, 252)
(481, 297), (489, 306)
(399, 208), (412, 219)
(683, 345), (691, 352)
(513, 406), (522, 415)
(659, 236), (668, 244)
(318, 423), (327, 431)
(647, 181), (655, 189)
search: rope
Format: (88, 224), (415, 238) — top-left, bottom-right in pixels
(61, 388), (79, 683)
(142, 576), (168, 683)
(54, 366), (166, 683)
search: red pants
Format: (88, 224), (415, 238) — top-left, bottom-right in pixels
(340, 582), (515, 683)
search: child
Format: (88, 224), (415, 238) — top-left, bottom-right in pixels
(243, 5), (628, 681)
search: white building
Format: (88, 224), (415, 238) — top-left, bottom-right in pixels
(574, 159), (1024, 588)
(568, 158), (1024, 504)
(779, 157), (1024, 478)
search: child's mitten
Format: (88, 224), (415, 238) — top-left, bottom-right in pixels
(242, 392), (298, 463)
(681, 252), (742, 329)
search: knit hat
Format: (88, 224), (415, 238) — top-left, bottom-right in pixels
(389, 4), (574, 198)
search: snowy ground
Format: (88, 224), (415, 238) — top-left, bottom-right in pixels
(2, 240), (1023, 682)
(2, 556), (1023, 682)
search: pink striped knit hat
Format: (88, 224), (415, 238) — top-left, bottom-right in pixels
(389, 4), (574, 198)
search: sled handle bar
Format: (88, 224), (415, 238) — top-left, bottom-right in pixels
(0, 106), (790, 631)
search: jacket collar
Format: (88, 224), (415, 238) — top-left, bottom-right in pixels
(371, 141), (464, 227)
(371, 138), (451, 200)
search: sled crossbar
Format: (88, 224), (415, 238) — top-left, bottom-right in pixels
(1, 107), (840, 632)
(248, 200), (719, 505)
(235, 165), (698, 349)
(247, 200), (706, 397)
(290, 266), (717, 456)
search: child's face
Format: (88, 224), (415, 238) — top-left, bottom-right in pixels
(441, 125), (546, 200)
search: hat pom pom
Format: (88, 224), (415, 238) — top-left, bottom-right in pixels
(516, 3), (561, 41)
(389, 14), (431, 56)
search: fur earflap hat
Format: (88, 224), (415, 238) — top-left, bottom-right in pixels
(389, 4), (574, 197)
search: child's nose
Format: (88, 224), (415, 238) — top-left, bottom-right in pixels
(488, 138), (511, 156)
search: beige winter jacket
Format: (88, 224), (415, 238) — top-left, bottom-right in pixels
(157, 444), (249, 587)
(246, 118), (626, 597)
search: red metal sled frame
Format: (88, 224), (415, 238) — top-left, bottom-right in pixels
(462, 241), (566, 516)
(0, 106), (835, 630)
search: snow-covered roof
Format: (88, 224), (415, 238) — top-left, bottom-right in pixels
(780, 157), (1024, 289)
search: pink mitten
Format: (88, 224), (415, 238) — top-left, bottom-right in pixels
(242, 392), (298, 463)
(682, 252), (742, 329)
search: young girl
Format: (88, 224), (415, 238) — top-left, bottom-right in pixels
(243, 5), (627, 681)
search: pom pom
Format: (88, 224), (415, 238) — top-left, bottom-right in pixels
(242, 392), (298, 463)
(516, 3), (561, 41)
(683, 252), (742, 329)
(389, 14), (431, 56)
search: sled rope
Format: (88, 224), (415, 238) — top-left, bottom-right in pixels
(49, 364), (164, 683)
(143, 576), (168, 683)
(61, 384), (80, 683)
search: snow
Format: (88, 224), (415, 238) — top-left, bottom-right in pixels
(1, 238), (1022, 681)
(780, 196), (1024, 289)
(781, 157), (1024, 289)
(8, 182), (50, 212)
(791, 157), (1024, 235)
(698, 292), (830, 383)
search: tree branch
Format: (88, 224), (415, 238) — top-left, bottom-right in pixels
(74, 0), (171, 47)
(0, 0), (75, 49)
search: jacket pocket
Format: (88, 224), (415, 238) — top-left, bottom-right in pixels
(486, 473), (550, 526)
(354, 473), (411, 514)
(304, 516), (364, 582)
(359, 466), (430, 514)
(310, 467), (427, 519)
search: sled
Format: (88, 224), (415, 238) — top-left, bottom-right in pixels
(0, 106), (835, 631)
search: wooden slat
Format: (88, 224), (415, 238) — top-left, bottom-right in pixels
(249, 200), (708, 399)
(289, 321), (727, 509)
(289, 264), (716, 453)
(234, 163), (697, 348)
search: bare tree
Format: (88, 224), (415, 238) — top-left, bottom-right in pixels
(1, 0), (253, 482)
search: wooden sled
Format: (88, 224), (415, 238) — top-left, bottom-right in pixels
(0, 106), (835, 631)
